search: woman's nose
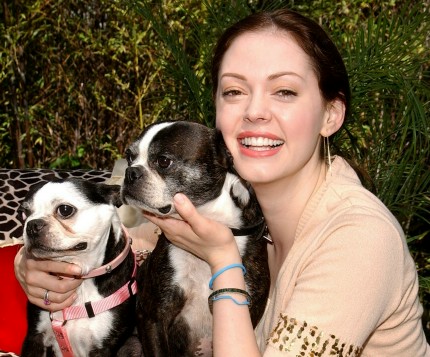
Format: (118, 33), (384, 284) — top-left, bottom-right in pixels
(243, 92), (271, 122)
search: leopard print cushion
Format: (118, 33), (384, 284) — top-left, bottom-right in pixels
(0, 168), (111, 247)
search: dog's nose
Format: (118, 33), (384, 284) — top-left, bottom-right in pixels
(125, 166), (143, 184)
(158, 205), (172, 214)
(26, 219), (46, 238)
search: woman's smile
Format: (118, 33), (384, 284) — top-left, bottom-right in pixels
(237, 132), (284, 157)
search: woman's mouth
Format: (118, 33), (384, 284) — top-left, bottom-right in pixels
(239, 137), (284, 151)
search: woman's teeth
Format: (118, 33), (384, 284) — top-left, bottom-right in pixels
(240, 137), (284, 149)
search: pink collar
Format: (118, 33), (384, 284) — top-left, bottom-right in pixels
(50, 225), (138, 357)
(50, 276), (137, 357)
(80, 225), (131, 279)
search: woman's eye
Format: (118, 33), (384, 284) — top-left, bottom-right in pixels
(222, 89), (243, 97)
(57, 204), (76, 218)
(157, 156), (173, 169)
(276, 89), (297, 98)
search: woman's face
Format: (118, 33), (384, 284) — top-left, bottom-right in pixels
(215, 30), (339, 186)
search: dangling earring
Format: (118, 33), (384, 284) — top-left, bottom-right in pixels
(324, 135), (332, 174)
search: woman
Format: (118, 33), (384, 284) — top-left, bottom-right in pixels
(15, 8), (429, 356)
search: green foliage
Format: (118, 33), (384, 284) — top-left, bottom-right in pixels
(0, 0), (165, 168)
(339, 3), (430, 229)
(128, 0), (214, 125)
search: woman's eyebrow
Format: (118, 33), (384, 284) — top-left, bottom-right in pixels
(268, 71), (304, 81)
(220, 71), (304, 81)
(220, 72), (246, 81)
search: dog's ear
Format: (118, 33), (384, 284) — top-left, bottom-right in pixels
(214, 129), (234, 171)
(99, 184), (123, 208)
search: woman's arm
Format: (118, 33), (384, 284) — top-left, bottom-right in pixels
(144, 193), (261, 357)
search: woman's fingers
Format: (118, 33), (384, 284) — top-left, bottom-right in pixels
(14, 247), (82, 310)
(14, 246), (27, 292)
(25, 256), (82, 280)
(173, 193), (234, 245)
(25, 267), (81, 294)
(25, 263), (81, 310)
(145, 213), (196, 248)
(27, 287), (78, 311)
(144, 193), (241, 270)
(173, 193), (211, 236)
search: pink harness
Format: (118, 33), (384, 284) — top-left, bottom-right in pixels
(49, 230), (138, 357)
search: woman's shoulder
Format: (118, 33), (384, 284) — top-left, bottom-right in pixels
(298, 157), (403, 242)
(297, 156), (408, 264)
(325, 156), (402, 234)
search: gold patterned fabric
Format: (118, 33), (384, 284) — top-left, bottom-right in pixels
(267, 314), (363, 356)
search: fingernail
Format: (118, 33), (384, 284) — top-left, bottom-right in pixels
(71, 266), (82, 276)
(174, 193), (185, 205)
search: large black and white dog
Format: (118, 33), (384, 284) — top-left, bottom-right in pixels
(122, 121), (270, 356)
(20, 179), (140, 357)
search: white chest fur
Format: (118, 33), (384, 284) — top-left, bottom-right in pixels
(169, 246), (212, 335)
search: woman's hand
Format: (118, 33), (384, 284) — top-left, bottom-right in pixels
(143, 193), (242, 273)
(14, 246), (82, 311)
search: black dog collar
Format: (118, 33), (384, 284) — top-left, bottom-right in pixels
(230, 218), (271, 244)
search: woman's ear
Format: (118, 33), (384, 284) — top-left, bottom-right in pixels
(321, 98), (345, 136)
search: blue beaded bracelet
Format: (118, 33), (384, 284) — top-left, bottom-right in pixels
(209, 263), (246, 289)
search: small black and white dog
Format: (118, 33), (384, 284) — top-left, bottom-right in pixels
(20, 179), (139, 357)
(121, 121), (270, 356)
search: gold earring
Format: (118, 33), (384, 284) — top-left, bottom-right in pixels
(324, 135), (332, 174)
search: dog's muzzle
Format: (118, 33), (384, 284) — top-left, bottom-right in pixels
(123, 166), (173, 215)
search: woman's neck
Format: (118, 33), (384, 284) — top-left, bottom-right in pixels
(253, 159), (327, 253)
(253, 159), (327, 289)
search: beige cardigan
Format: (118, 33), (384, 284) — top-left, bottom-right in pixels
(256, 157), (429, 356)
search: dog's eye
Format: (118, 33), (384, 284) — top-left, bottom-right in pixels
(125, 148), (136, 165)
(157, 156), (173, 169)
(18, 206), (30, 222)
(56, 204), (76, 218)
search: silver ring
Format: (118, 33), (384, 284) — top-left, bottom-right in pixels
(43, 289), (51, 306)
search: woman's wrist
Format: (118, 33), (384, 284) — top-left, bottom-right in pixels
(209, 238), (243, 273)
(209, 263), (246, 289)
(210, 262), (247, 292)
